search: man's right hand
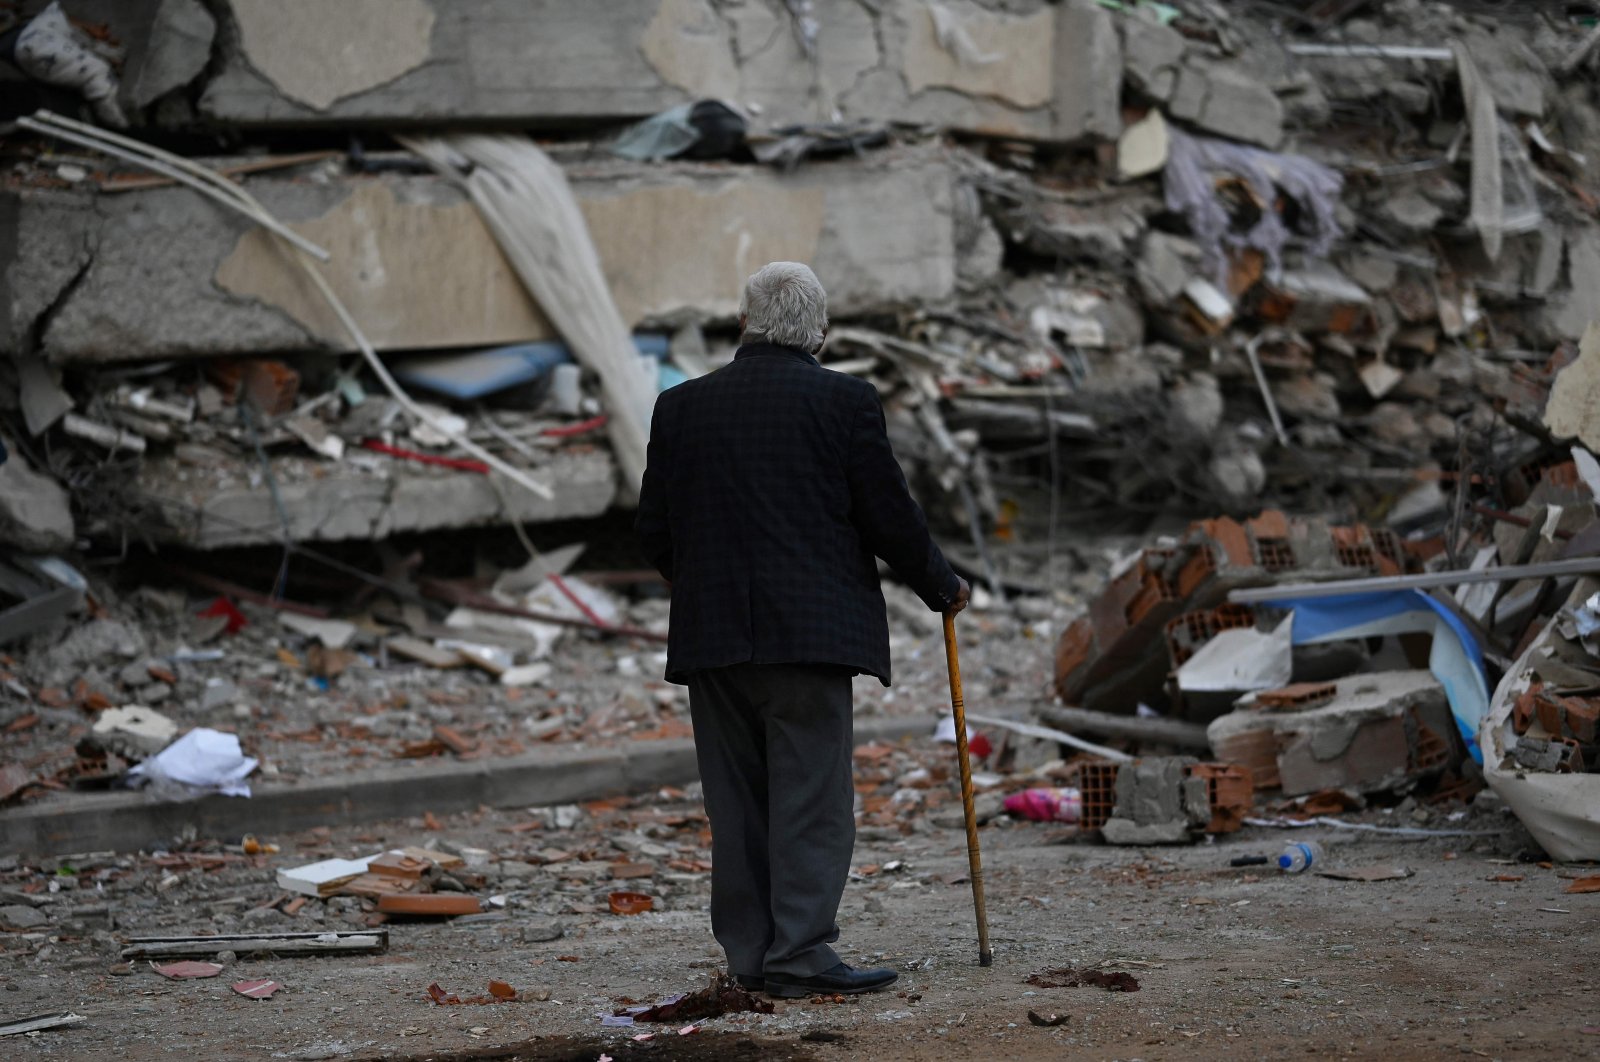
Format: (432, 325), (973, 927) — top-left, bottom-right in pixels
(949, 577), (971, 615)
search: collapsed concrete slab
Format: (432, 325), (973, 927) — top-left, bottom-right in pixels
(194, 0), (1120, 142)
(7, 143), (983, 363)
(1208, 671), (1460, 796)
(115, 447), (614, 549)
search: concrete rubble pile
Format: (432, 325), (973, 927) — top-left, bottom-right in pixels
(1044, 434), (1600, 849)
(0, 0), (1596, 560)
(5, 0), (1600, 854)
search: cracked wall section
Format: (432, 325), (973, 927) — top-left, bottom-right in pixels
(191, 0), (1106, 140)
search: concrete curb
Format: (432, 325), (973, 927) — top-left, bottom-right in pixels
(0, 715), (937, 857)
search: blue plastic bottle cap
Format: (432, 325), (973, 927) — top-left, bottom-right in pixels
(1278, 854), (1293, 869)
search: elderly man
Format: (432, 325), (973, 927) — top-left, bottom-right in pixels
(636, 261), (968, 998)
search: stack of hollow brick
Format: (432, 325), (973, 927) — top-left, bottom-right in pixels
(1511, 681), (1600, 774)
(1073, 760), (1252, 835)
(1055, 510), (1420, 719)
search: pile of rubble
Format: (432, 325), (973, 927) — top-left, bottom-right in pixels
(5, 1), (1600, 862)
(1037, 397), (1600, 852)
(1, 1), (1598, 572)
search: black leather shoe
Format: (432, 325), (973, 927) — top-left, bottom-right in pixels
(763, 963), (898, 999)
(733, 973), (763, 991)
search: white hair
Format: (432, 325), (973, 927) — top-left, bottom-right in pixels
(739, 261), (828, 352)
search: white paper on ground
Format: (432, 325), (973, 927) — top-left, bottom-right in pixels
(126, 727), (258, 797)
(1177, 618), (1293, 693)
(279, 613), (357, 650)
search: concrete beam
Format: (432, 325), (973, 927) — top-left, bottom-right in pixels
(193, 0), (1117, 143)
(116, 446), (616, 550)
(9, 143), (976, 364)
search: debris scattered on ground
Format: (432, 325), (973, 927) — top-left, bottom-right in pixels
(152, 960), (223, 979)
(615, 974), (775, 1023)
(1025, 967), (1141, 992)
(231, 979), (282, 999)
(426, 981), (524, 1006)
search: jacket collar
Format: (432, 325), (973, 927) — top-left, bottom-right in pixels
(734, 340), (820, 367)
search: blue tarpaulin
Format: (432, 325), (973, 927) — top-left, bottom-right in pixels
(1273, 590), (1488, 764)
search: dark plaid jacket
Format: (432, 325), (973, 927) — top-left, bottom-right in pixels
(636, 341), (960, 685)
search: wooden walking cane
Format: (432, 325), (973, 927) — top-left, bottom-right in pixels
(942, 610), (993, 967)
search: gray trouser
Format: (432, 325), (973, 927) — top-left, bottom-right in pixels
(686, 663), (855, 978)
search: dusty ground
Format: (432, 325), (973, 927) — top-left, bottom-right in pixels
(2, 770), (1593, 1062)
(1, 569), (1060, 801)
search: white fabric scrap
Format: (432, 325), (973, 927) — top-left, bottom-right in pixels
(127, 728), (258, 798)
(401, 135), (654, 501)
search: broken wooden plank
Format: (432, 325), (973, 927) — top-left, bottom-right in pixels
(0, 1011), (87, 1037)
(121, 930), (387, 960)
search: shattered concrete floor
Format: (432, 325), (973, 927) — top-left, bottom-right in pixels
(1, 790), (1591, 1061)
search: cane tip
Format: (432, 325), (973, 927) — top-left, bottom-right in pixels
(979, 951), (993, 968)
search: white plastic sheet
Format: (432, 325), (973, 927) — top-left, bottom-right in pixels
(1176, 618), (1293, 693)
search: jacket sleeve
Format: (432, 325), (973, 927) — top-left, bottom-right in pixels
(845, 385), (961, 612)
(635, 396), (674, 582)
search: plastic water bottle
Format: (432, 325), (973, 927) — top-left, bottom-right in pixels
(1277, 841), (1325, 874)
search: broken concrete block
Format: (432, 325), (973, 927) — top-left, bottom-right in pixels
(91, 705), (179, 760)
(1258, 267), (1373, 334)
(1210, 671), (1458, 797)
(120, 0), (217, 109)
(1100, 756), (1211, 845)
(1380, 191), (1445, 236)
(10, 145), (966, 363)
(1136, 231), (1205, 306)
(1548, 228), (1600, 343)
(0, 439), (75, 552)
(1458, 23), (1550, 119)
(1168, 61), (1283, 149)
(124, 447), (616, 549)
(0, 904), (49, 930)
(1119, 15), (1186, 102)
(1001, 190), (1155, 263)
(1052, 0), (1123, 142)
(902, 0), (1053, 110)
(1512, 736), (1572, 773)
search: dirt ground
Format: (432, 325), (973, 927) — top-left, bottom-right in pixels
(3, 775), (1594, 1062)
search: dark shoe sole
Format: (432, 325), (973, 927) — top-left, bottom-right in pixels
(733, 975), (763, 991)
(764, 973), (897, 999)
